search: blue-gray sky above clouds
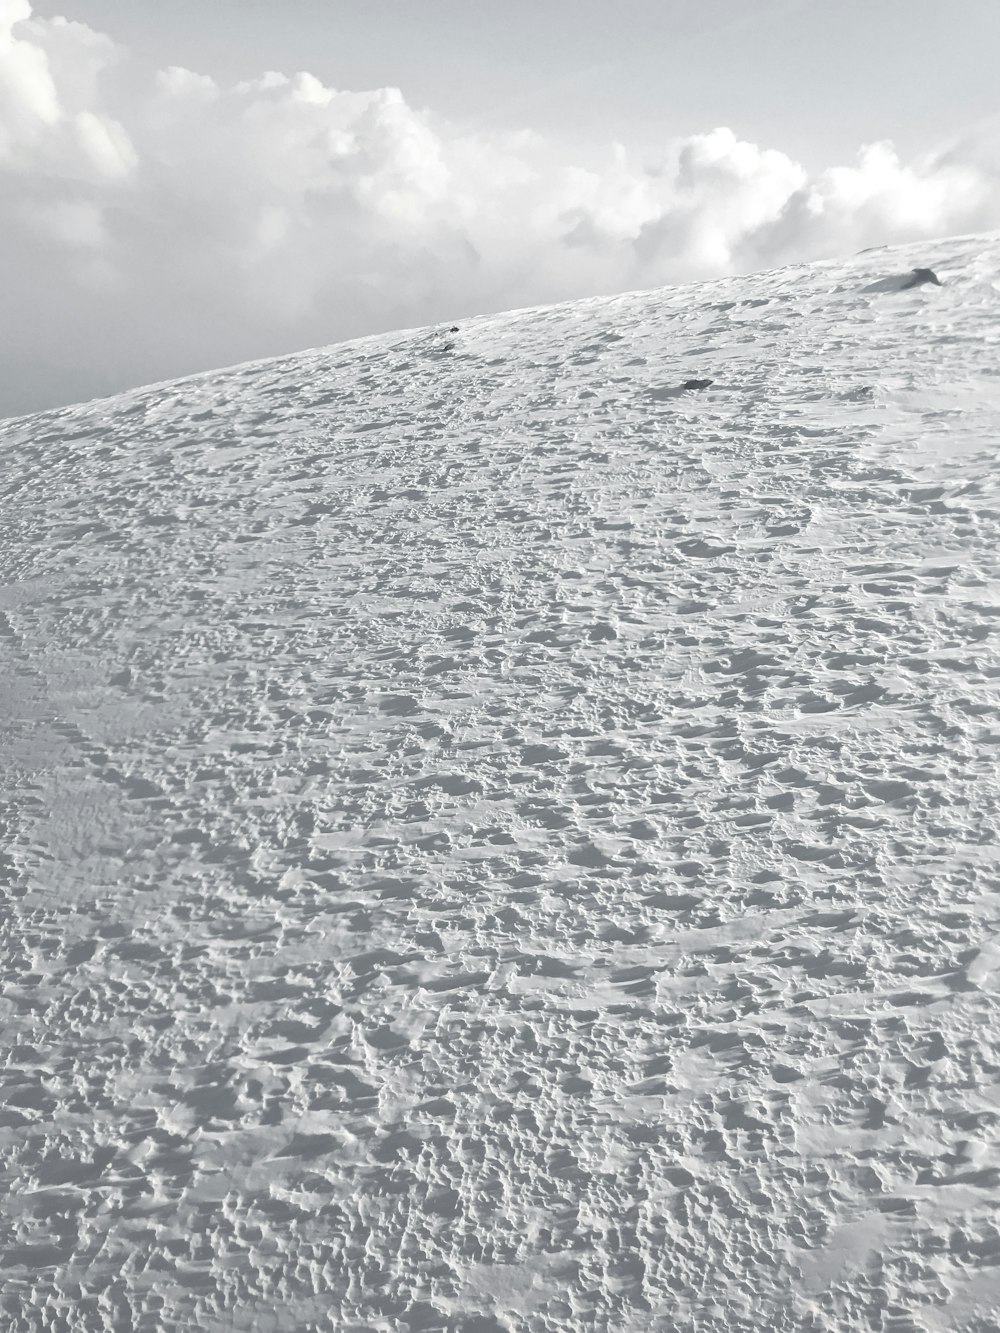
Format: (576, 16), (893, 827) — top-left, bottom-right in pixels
(4, 0), (1000, 416)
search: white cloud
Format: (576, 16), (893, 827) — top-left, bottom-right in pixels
(2, 1), (999, 416)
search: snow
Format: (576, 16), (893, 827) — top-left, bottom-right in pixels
(1, 231), (1000, 1331)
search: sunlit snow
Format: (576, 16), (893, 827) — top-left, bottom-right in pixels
(2, 232), (1000, 1331)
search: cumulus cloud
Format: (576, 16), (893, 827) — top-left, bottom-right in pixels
(2, 2), (999, 415)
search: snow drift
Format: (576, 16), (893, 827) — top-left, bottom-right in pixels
(2, 232), (1000, 1331)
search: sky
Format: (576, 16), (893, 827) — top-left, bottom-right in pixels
(3, 0), (1000, 417)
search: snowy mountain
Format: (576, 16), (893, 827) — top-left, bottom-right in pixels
(2, 232), (999, 1332)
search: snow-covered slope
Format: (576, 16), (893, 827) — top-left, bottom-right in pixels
(2, 233), (1000, 1332)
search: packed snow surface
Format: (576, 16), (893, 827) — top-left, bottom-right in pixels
(2, 233), (1000, 1332)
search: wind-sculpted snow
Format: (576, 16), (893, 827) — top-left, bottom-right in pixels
(2, 234), (1000, 1331)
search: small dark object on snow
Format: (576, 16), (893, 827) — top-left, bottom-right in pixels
(900, 268), (942, 289)
(449, 325), (459, 333)
(682, 378), (714, 391)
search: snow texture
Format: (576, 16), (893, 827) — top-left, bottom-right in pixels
(2, 232), (1000, 1332)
